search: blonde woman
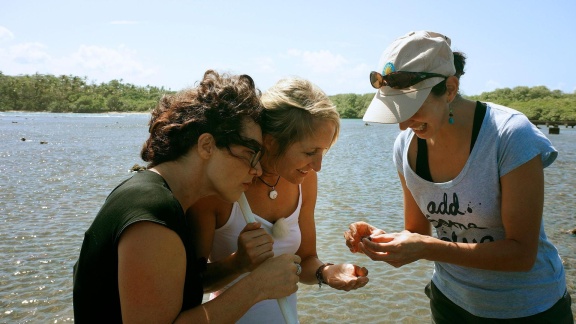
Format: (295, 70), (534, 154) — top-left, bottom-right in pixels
(189, 77), (369, 323)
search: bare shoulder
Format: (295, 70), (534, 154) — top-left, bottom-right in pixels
(119, 221), (184, 261)
(301, 170), (318, 192)
(188, 195), (234, 229)
(189, 195), (232, 215)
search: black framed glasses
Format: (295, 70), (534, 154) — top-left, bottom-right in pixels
(244, 147), (262, 169)
(369, 71), (447, 89)
(224, 135), (263, 169)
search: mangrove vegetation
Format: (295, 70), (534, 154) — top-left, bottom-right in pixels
(1, 72), (575, 121)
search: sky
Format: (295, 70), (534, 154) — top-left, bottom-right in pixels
(1, 0), (575, 96)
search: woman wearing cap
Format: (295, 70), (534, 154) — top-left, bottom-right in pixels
(344, 31), (572, 322)
(188, 77), (369, 323)
(73, 70), (301, 323)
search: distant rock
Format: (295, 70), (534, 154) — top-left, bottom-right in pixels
(130, 164), (147, 172)
(21, 138), (26, 141)
(40, 141), (48, 144)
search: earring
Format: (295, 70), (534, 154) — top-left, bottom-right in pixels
(447, 96), (456, 124)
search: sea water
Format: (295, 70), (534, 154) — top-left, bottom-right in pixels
(0, 112), (574, 323)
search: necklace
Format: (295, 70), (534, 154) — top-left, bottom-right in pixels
(258, 176), (281, 200)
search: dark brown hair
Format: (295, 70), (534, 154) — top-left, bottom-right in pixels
(430, 51), (467, 96)
(141, 70), (262, 167)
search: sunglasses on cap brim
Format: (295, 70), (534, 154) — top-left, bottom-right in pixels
(370, 71), (447, 89)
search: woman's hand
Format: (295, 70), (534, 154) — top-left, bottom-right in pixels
(323, 263), (369, 291)
(360, 230), (426, 268)
(250, 254), (302, 300)
(344, 221), (385, 253)
(234, 222), (274, 272)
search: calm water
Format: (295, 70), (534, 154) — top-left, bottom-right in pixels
(1, 112), (574, 323)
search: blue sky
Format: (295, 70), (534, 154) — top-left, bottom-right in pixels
(1, 0), (575, 96)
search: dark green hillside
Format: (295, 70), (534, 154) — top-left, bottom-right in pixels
(0, 72), (172, 113)
(329, 86), (576, 121)
(1, 72), (574, 122)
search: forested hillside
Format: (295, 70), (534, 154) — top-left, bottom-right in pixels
(1, 72), (574, 121)
(330, 86), (576, 121)
(0, 72), (170, 113)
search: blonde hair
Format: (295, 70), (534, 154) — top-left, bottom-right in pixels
(260, 77), (340, 159)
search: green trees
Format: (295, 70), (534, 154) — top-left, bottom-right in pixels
(328, 86), (575, 121)
(0, 72), (574, 121)
(467, 86), (576, 121)
(0, 72), (172, 113)
(329, 93), (373, 119)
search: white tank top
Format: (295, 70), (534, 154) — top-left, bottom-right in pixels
(209, 185), (302, 323)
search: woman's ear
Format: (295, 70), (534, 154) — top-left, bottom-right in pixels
(197, 133), (215, 160)
(446, 76), (460, 103)
(263, 133), (276, 153)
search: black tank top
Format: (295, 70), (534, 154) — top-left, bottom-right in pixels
(73, 170), (205, 323)
(416, 101), (487, 182)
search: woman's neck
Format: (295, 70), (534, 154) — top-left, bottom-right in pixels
(150, 159), (205, 211)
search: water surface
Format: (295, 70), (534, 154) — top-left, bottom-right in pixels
(1, 113), (574, 323)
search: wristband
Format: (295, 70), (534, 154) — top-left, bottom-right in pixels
(315, 263), (334, 288)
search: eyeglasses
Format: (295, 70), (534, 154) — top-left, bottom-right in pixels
(245, 147), (262, 169)
(225, 136), (263, 169)
(369, 71), (447, 89)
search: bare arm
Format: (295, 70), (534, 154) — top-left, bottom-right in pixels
(422, 155), (543, 270)
(118, 222), (187, 323)
(295, 171), (323, 284)
(177, 254), (302, 324)
(187, 196), (274, 293)
(297, 172), (369, 290)
(118, 221), (300, 324)
(360, 156), (544, 271)
(400, 172), (432, 235)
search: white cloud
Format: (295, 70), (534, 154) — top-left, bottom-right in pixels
(59, 45), (157, 81)
(0, 26), (15, 42)
(286, 49), (347, 73)
(0, 42), (157, 85)
(8, 42), (51, 64)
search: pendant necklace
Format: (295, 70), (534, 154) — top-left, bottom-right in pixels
(258, 176), (281, 200)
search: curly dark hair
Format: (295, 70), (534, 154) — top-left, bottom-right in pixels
(141, 70), (263, 167)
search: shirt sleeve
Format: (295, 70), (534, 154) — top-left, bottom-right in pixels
(497, 112), (558, 177)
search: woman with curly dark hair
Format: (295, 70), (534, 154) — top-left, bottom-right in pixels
(73, 70), (301, 323)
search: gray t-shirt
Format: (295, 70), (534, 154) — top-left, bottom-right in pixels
(394, 102), (565, 318)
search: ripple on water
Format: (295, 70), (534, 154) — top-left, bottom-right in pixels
(1, 116), (574, 321)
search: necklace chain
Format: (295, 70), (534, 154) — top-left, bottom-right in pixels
(258, 176), (281, 200)
(258, 176), (280, 188)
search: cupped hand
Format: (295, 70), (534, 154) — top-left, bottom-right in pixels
(251, 254), (301, 300)
(324, 263), (369, 291)
(359, 230), (426, 268)
(344, 221), (385, 253)
(235, 222), (274, 272)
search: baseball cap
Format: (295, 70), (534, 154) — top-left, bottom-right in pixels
(363, 31), (456, 124)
